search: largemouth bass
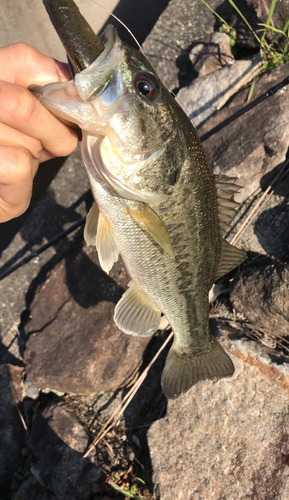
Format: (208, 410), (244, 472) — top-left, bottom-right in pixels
(32, 21), (246, 399)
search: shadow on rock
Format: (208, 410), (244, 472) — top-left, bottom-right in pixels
(29, 403), (102, 500)
(121, 330), (171, 490)
(0, 364), (25, 500)
(230, 253), (289, 338)
(254, 163), (289, 260)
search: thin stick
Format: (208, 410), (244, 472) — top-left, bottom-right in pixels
(83, 329), (173, 458)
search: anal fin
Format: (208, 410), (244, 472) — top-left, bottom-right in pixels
(161, 337), (234, 399)
(114, 281), (161, 336)
(216, 238), (246, 280)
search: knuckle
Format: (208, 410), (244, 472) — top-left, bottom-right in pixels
(15, 149), (34, 183)
(17, 90), (39, 124)
(11, 42), (39, 61)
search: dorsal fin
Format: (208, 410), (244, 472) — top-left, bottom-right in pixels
(214, 174), (246, 280)
(214, 174), (242, 236)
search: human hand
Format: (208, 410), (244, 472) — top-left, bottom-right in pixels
(0, 43), (79, 223)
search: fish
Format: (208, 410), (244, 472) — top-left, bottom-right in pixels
(32, 17), (246, 399)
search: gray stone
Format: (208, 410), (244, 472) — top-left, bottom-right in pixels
(24, 379), (40, 400)
(31, 403), (102, 500)
(177, 53), (262, 128)
(24, 245), (151, 395)
(148, 325), (289, 500)
(0, 365), (25, 497)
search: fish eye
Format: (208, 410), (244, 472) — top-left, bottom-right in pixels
(135, 74), (158, 101)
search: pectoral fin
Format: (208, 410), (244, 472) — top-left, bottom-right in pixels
(114, 281), (161, 336)
(128, 204), (175, 258)
(84, 204), (119, 273)
(84, 202), (99, 247)
(96, 212), (119, 274)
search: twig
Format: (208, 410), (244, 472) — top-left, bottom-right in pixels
(83, 329), (173, 458)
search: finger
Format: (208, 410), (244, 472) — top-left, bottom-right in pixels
(0, 122), (42, 162)
(0, 81), (79, 158)
(0, 146), (36, 222)
(0, 43), (71, 87)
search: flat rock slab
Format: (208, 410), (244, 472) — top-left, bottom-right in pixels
(148, 327), (289, 499)
(24, 245), (151, 395)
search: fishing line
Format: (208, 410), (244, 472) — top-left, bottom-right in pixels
(200, 74), (289, 142)
(90, 0), (146, 56)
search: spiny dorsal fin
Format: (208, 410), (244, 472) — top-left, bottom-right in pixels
(114, 281), (161, 336)
(214, 174), (242, 236)
(215, 238), (246, 280)
(128, 203), (175, 258)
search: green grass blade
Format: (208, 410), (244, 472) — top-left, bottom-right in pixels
(227, 0), (261, 44)
(247, 76), (257, 102)
(261, 0), (277, 42)
(108, 481), (134, 497)
(259, 23), (285, 36)
(199, 0), (231, 29)
(283, 16), (289, 36)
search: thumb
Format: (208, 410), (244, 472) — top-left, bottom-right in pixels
(0, 43), (71, 87)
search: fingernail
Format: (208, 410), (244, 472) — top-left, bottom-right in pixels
(54, 60), (72, 80)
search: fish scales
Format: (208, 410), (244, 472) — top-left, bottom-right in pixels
(32, 24), (246, 399)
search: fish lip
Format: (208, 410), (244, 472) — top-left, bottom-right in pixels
(74, 25), (123, 102)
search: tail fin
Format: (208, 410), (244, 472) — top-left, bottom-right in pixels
(161, 337), (234, 399)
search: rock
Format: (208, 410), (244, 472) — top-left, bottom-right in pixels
(31, 403), (102, 500)
(142, 0), (225, 91)
(230, 260), (289, 337)
(177, 53), (262, 128)
(189, 32), (233, 78)
(11, 475), (50, 500)
(0, 365), (25, 497)
(148, 325), (289, 499)
(23, 379), (40, 400)
(200, 60), (289, 204)
(24, 245), (151, 395)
